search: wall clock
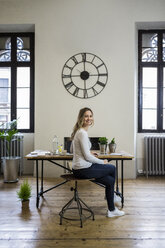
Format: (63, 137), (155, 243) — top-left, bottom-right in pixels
(62, 52), (108, 99)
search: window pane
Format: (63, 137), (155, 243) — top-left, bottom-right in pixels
(163, 34), (165, 61)
(142, 109), (157, 129)
(163, 33), (165, 47)
(0, 67), (11, 126)
(142, 33), (158, 47)
(163, 69), (165, 118)
(17, 88), (30, 108)
(0, 37), (11, 62)
(0, 88), (11, 104)
(163, 88), (165, 108)
(17, 109), (30, 129)
(163, 109), (165, 129)
(142, 48), (157, 62)
(0, 67), (11, 86)
(17, 37), (30, 62)
(142, 33), (158, 62)
(0, 110), (10, 126)
(143, 89), (157, 108)
(17, 37), (30, 49)
(142, 68), (157, 87)
(163, 68), (165, 87)
(17, 67), (30, 87)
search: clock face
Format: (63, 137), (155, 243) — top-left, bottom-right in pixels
(62, 52), (108, 99)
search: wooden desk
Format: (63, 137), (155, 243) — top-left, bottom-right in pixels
(25, 152), (134, 208)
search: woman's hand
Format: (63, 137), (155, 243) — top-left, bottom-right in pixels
(104, 159), (108, 164)
(91, 151), (98, 157)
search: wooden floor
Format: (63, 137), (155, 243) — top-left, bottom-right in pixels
(0, 175), (165, 248)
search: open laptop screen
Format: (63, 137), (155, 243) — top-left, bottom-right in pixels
(64, 137), (100, 152)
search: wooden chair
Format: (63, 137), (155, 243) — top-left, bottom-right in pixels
(59, 173), (95, 228)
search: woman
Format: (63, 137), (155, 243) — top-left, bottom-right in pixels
(70, 107), (125, 218)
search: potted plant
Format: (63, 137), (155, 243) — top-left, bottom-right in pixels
(17, 179), (32, 208)
(109, 137), (116, 153)
(98, 137), (108, 154)
(0, 119), (20, 183)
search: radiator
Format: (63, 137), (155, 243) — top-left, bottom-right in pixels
(144, 136), (165, 177)
(0, 133), (24, 175)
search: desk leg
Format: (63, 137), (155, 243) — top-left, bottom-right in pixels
(40, 160), (44, 196)
(115, 161), (119, 193)
(121, 160), (124, 208)
(36, 160), (40, 208)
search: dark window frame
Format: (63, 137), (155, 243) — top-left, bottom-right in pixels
(138, 29), (165, 133)
(0, 32), (35, 133)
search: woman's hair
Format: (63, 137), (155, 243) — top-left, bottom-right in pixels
(71, 107), (93, 139)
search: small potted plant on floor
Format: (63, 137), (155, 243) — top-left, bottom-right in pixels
(17, 179), (32, 208)
(98, 137), (108, 154)
(109, 137), (116, 153)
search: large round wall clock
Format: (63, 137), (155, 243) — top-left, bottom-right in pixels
(62, 52), (108, 99)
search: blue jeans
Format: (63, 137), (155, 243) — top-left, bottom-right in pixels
(72, 163), (116, 211)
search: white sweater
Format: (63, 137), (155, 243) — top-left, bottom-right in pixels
(71, 128), (104, 170)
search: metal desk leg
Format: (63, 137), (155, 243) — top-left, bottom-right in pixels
(40, 160), (44, 196)
(121, 160), (124, 208)
(115, 160), (119, 193)
(36, 160), (40, 208)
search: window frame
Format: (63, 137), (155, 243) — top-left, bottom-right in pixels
(138, 29), (165, 133)
(0, 32), (34, 133)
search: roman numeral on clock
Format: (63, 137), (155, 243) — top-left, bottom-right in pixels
(83, 89), (88, 98)
(92, 87), (98, 96)
(96, 81), (105, 87)
(64, 64), (72, 70)
(62, 74), (71, 78)
(73, 87), (79, 97)
(81, 53), (86, 62)
(65, 81), (74, 90)
(71, 56), (78, 65)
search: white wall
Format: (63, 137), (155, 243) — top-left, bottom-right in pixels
(0, 0), (165, 178)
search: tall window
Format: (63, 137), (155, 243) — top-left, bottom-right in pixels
(138, 30), (165, 132)
(0, 33), (34, 132)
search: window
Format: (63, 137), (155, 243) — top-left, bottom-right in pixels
(138, 30), (165, 132)
(0, 33), (34, 132)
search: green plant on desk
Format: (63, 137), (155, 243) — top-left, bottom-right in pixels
(110, 137), (115, 144)
(98, 137), (108, 154)
(98, 137), (108, 144)
(109, 137), (116, 153)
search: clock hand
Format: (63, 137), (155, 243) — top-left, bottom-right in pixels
(84, 80), (86, 89)
(89, 73), (107, 76)
(71, 74), (82, 77)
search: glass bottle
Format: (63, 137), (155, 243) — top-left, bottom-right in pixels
(52, 135), (58, 154)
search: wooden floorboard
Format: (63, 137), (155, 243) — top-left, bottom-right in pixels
(0, 176), (165, 248)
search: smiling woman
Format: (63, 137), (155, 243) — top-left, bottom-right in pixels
(70, 107), (125, 218)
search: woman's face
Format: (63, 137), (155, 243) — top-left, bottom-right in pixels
(83, 110), (93, 128)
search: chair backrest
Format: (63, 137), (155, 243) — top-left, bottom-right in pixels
(64, 137), (100, 152)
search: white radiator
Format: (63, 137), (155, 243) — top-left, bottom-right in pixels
(144, 136), (165, 177)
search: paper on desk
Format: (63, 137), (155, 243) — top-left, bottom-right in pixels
(110, 151), (131, 156)
(110, 153), (123, 155)
(30, 150), (51, 155)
